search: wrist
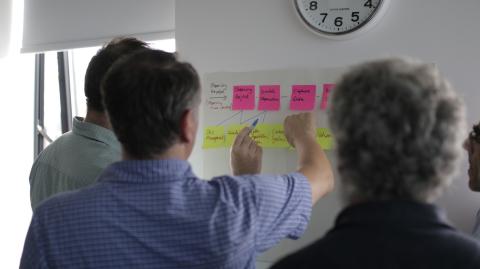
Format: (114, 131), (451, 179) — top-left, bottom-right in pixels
(293, 134), (317, 149)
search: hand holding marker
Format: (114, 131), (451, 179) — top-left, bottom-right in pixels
(231, 118), (262, 175)
(250, 118), (259, 133)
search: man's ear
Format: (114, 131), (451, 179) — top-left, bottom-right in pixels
(179, 109), (197, 144)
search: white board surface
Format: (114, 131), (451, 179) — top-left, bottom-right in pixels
(202, 67), (346, 263)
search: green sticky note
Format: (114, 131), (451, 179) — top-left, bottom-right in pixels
(316, 128), (333, 150)
(226, 124), (246, 147)
(250, 124), (273, 148)
(271, 124), (289, 148)
(203, 126), (225, 149)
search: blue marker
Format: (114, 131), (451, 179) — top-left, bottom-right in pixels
(251, 118), (259, 130)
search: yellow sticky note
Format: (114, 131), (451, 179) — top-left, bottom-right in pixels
(316, 128), (333, 150)
(203, 126), (225, 149)
(226, 124), (246, 147)
(250, 124), (273, 147)
(271, 124), (289, 148)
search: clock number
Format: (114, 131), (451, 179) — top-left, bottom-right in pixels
(334, 17), (343, 27)
(364, 0), (373, 8)
(351, 12), (359, 22)
(309, 1), (318, 10)
(320, 13), (328, 23)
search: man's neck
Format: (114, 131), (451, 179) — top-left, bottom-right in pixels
(122, 145), (190, 161)
(84, 110), (111, 130)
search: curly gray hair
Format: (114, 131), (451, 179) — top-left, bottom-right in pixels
(329, 58), (465, 203)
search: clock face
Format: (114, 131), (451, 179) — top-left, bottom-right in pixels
(294, 0), (387, 36)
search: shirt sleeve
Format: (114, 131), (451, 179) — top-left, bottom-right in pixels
(250, 172), (312, 252)
(209, 172), (312, 253)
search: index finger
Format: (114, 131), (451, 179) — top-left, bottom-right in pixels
(233, 127), (252, 147)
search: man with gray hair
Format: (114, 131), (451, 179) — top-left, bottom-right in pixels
(273, 58), (480, 268)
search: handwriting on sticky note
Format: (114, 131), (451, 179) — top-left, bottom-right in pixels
(316, 128), (333, 150)
(207, 83), (230, 110)
(225, 124), (246, 147)
(321, 84), (335, 111)
(203, 126), (225, 149)
(250, 124), (273, 147)
(271, 124), (289, 148)
(290, 85), (316, 111)
(232, 85), (255, 110)
(258, 85), (281, 111)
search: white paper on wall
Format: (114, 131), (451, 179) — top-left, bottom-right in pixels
(202, 67), (347, 263)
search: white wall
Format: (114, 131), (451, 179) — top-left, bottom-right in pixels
(0, 54), (34, 267)
(0, 0), (12, 57)
(22, 0), (174, 53)
(177, 0), (480, 263)
(0, 1), (35, 268)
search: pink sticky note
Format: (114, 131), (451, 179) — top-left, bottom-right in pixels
(321, 84), (335, 111)
(232, 85), (255, 110)
(290, 85), (316, 111)
(258, 85), (280, 111)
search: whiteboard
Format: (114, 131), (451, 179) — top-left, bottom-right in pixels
(202, 67), (346, 263)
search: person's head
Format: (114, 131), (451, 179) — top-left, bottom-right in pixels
(102, 49), (201, 160)
(84, 37), (149, 113)
(329, 58), (465, 203)
(464, 123), (480, 191)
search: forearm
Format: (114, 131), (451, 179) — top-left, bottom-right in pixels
(295, 137), (334, 204)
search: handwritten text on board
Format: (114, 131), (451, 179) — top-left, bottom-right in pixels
(203, 125), (333, 150)
(258, 85), (281, 111)
(232, 85), (255, 110)
(289, 85), (316, 111)
(250, 124), (273, 147)
(271, 124), (289, 148)
(226, 124), (246, 147)
(207, 83), (230, 110)
(316, 128), (333, 150)
(203, 126), (225, 149)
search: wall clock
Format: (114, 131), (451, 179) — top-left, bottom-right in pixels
(293, 0), (391, 39)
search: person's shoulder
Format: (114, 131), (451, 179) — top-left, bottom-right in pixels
(442, 228), (480, 252)
(447, 233), (480, 268)
(30, 133), (75, 174)
(34, 181), (106, 217)
(34, 132), (73, 158)
(207, 173), (306, 196)
(209, 172), (308, 187)
(207, 172), (309, 204)
(205, 175), (257, 208)
(32, 131), (118, 179)
(271, 239), (330, 269)
(204, 174), (281, 209)
(417, 227), (480, 267)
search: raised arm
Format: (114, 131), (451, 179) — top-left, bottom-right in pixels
(284, 113), (334, 204)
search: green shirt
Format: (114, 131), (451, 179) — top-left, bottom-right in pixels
(29, 117), (121, 209)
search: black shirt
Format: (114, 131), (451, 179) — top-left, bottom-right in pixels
(272, 200), (480, 269)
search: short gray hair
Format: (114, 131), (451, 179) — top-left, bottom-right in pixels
(329, 58), (465, 203)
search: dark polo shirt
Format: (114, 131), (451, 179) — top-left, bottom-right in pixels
(273, 200), (480, 269)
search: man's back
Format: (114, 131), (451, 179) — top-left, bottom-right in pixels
(29, 117), (120, 208)
(273, 200), (480, 269)
(22, 160), (312, 269)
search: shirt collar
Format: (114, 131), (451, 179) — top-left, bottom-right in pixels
(101, 159), (195, 183)
(72, 116), (120, 148)
(335, 200), (452, 228)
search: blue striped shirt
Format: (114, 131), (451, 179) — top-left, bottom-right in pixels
(21, 160), (312, 268)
